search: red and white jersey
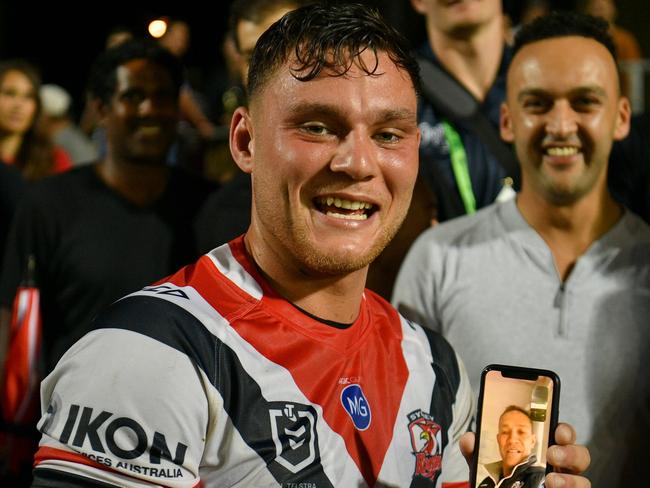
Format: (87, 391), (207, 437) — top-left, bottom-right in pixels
(33, 237), (473, 488)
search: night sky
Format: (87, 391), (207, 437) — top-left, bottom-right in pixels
(0, 1), (234, 117)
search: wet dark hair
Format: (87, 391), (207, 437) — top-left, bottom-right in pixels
(87, 39), (184, 105)
(513, 11), (617, 63)
(247, 2), (420, 100)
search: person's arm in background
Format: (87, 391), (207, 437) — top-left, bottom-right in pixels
(179, 85), (217, 140)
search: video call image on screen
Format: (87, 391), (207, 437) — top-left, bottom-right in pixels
(474, 369), (554, 488)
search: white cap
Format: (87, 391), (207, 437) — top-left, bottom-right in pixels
(40, 84), (71, 117)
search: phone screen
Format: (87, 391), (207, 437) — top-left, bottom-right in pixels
(472, 365), (559, 488)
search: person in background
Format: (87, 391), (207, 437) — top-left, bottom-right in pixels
(159, 18), (218, 172)
(393, 12), (649, 486)
(196, 0), (315, 254)
(39, 84), (98, 166)
(0, 57), (71, 488)
(0, 60), (72, 180)
(409, 0), (516, 223)
(582, 0), (642, 100)
(104, 25), (134, 50)
(608, 111), (650, 223)
(201, 30), (246, 185)
(582, 0), (642, 60)
(79, 25), (135, 157)
(29, 4), (590, 488)
(0, 40), (216, 486)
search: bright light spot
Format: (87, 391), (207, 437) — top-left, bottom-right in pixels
(148, 19), (168, 39)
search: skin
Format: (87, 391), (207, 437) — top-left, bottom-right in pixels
(410, 0), (504, 102)
(410, 0), (502, 36)
(497, 410), (536, 477)
(99, 59), (179, 167)
(159, 21), (190, 58)
(501, 36), (630, 208)
(501, 36), (630, 279)
(235, 6), (295, 85)
(96, 59), (179, 207)
(0, 70), (37, 138)
(230, 51), (420, 323)
(461, 423), (592, 488)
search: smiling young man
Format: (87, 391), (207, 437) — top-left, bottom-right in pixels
(394, 12), (650, 486)
(30, 5), (590, 488)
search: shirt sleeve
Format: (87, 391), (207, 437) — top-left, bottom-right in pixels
(33, 323), (211, 487)
(439, 352), (474, 486)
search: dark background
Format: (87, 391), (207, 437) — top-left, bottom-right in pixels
(0, 0), (647, 120)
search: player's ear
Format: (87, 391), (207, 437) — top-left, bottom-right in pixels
(500, 102), (514, 143)
(613, 96), (631, 141)
(230, 106), (254, 174)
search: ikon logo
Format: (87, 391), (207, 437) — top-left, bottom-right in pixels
(340, 384), (371, 431)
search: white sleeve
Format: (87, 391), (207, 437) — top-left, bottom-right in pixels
(34, 328), (210, 488)
(439, 353), (475, 485)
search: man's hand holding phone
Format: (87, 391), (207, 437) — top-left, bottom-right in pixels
(465, 365), (591, 488)
(459, 424), (591, 488)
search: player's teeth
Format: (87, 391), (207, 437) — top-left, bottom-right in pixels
(318, 197), (373, 210)
(326, 211), (368, 220)
(547, 147), (577, 156)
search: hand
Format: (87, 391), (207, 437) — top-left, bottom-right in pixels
(458, 431), (475, 467)
(459, 423), (591, 488)
(545, 423), (591, 488)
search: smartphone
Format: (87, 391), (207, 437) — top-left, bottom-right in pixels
(470, 364), (560, 488)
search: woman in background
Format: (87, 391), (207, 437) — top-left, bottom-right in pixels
(0, 59), (71, 181)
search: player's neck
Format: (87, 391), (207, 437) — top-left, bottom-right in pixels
(429, 16), (504, 101)
(516, 184), (623, 281)
(243, 231), (368, 325)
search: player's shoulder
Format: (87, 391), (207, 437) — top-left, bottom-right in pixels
(388, 293), (461, 387)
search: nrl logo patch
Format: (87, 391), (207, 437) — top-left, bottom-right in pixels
(407, 409), (442, 481)
(269, 402), (319, 474)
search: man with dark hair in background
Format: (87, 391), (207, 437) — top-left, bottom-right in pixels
(0, 42), (215, 483)
(394, 12), (649, 486)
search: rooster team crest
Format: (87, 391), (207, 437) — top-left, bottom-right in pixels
(407, 409), (443, 481)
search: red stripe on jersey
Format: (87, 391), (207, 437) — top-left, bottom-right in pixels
(34, 446), (114, 472)
(167, 239), (410, 485)
(34, 446), (202, 487)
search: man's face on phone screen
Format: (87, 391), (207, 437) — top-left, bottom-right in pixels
(496, 409), (536, 474)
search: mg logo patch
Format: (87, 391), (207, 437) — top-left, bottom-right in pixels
(340, 384), (371, 431)
(407, 409), (442, 481)
(269, 402), (319, 474)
